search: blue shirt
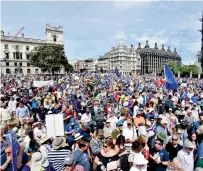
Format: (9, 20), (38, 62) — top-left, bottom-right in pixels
(65, 123), (80, 142)
(78, 129), (90, 141)
(16, 106), (30, 118)
(74, 149), (90, 171)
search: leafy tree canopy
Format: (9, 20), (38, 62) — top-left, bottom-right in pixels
(29, 43), (73, 74)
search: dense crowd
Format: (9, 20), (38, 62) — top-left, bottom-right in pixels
(0, 73), (203, 171)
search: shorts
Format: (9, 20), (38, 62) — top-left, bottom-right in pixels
(19, 116), (30, 124)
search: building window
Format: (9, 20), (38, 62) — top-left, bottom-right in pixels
(16, 52), (20, 59)
(35, 69), (39, 74)
(27, 63), (30, 66)
(53, 35), (57, 42)
(34, 47), (38, 50)
(15, 69), (18, 73)
(5, 53), (9, 59)
(198, 57), (201, 63)
(26, 46), (29, 50)
(6, 62), (9, 66)
(14, 63), (17, 66)
(16, 45), (19, 50)
(20, 69), (23, 73)
(26, 54), (29, 59)
(13, 52), (16, 59)
(19, 63), (22, 66)
(20, 53), (22, 59)
(27, 69), (31, 74)
(6, 69), (10, 74)
(4, 44), (8, 49)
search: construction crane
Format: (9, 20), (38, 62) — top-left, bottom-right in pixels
(14, 27), (24, 37)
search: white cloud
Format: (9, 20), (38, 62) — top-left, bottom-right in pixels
(112, 1), (150, 11)
(113, 31), (127, 40)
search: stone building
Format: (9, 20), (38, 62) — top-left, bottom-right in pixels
(0, 24), (64, 75)
(137, 40), (182, 75)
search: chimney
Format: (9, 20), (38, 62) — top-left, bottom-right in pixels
(131, 44), (133, 48)
(21, 33), (24, 38)
(145, 40), (150, 48)
(137, 42), (141, 49)
(154, 43), (158, 49)
(167, 46), (171, 52)
(174, 48), (177, 53)
(1, 30), (4, 36)
(161, 44), (165, 51)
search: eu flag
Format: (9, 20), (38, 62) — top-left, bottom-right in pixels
(114, 67), (121, 77)
(164, 63), (179, 90)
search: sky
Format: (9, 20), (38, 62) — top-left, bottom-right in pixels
(1, 1), (203, 64)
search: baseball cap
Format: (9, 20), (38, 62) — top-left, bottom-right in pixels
(64, 153), (74, 166)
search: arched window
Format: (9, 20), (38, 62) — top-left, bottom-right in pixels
(53, 35), (57, 42)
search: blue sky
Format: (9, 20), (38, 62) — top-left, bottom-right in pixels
(1, 1), (203, 64)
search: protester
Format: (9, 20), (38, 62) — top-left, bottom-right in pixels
(0, 72), (203, 171)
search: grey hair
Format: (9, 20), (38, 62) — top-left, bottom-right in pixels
(194, 168), (203, 171)
(172, 157), (183, 169)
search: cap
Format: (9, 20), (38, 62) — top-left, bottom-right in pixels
(127, 119), (133, 124)
(161, 120), (168, 125)
(64, 154), (74, 165)
(116, 120), (123, 127)
(183, 139), (195, 149)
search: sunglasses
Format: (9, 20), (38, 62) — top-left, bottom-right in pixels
(155, 142), (161, 145)
(103, 145), (108, 148)
(172, 139), (178, 141)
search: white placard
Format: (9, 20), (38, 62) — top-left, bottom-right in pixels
(46, 114), (64, 138)
(180, 83), (187, 87)
(33, 80), (54, 87)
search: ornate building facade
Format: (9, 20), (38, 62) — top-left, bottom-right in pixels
(0, 24), (64, 75)
(137, 40), (182, 75)
(99, 40), (141, 74)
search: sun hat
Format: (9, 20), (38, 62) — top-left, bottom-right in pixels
(133, 154), (148, 165)
(157, 132), (167, 143)
(183, 139), (195, 149)
(106, 118), (111, 123)
(74, 133), (83, 141)
(52, 137), (66, 150)
(31, 152), (49, 171)
(123, 101), (129, 107)
(127, 119), (133, 124)
(64, 153), (75, 166)
(39, 135), (50, 144)
(161, 120), (168, 125)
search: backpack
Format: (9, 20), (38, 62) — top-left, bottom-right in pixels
(120, 154), (130, 171)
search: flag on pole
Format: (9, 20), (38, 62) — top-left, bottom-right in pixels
(114, 67), (121, 77)
(164, 63), (179, 90)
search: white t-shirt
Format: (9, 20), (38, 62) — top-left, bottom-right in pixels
(0, 107), (10, 121)
(122, 126), (137, 140)
(128, 151), (143, 163)
(177, 149), (194, 171)
(34, 127), (47, 139)
(8, 100), (17, 112)
(40, 144), (51, 159)
(130, 164), (147, 171)
(81, 113), (92, 123)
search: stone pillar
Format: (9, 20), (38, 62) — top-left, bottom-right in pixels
(178, 71), (180, 78)
(198, 73), (201, 79)
(190, 71), (192, 78)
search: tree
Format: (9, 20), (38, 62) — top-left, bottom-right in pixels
(29, 43), (70, 75)
(64, 62), (74, 73)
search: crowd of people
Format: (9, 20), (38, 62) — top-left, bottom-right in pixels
(0, 73), (203, 171)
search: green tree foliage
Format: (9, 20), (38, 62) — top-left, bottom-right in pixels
(29, 43), (73, 74)
(161, 61), (199, 76)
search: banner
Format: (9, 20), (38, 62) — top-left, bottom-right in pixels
(33, 80), (54, 88)
(4, 131), (18, 171)
(46, 114), (64, 138)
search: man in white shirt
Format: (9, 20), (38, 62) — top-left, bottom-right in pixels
(107, 110), (118, 129)
(177, 139), (195, 171)
(122, 119), (137, 143)
(0, 103), (11, 125)
(33, 122), (47, 141)
(8, 97), (17, 117)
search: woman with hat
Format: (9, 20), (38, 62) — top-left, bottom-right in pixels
(130, 154), (148, 171)
(31, 152), (55, 171)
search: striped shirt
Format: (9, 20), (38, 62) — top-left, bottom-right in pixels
(48, 149), (71, 171)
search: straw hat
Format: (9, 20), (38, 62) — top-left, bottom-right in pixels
(39, 135), (50, 144)
(74, 133), (83, 141)
(31, 152), (49, 171)
(52, 137), (66, 150)
(133, 154), (148, 165)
